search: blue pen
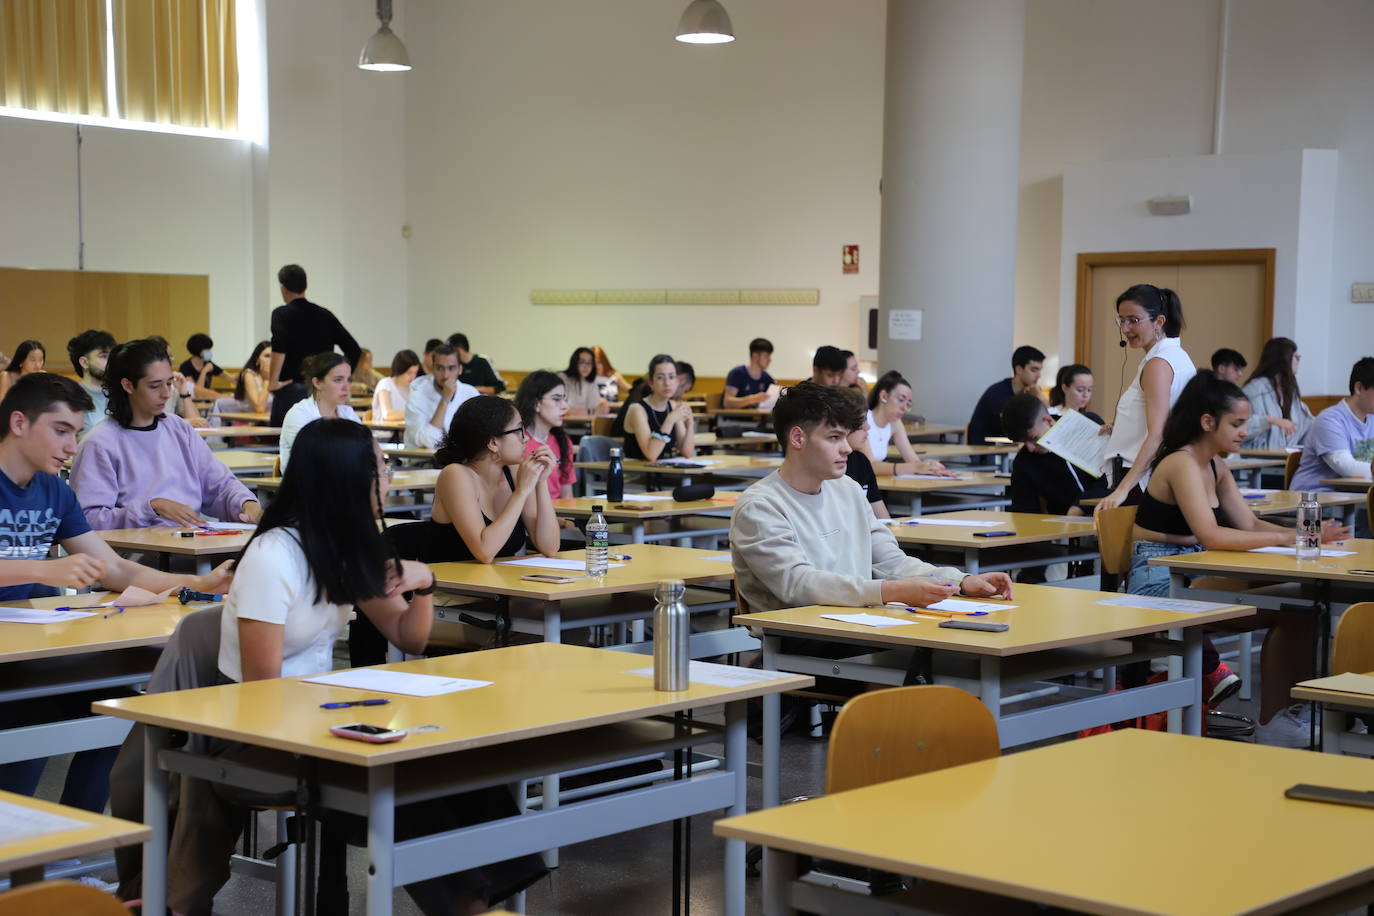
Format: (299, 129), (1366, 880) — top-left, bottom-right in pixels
(55, 604), (111, 611)
(102, 607), (126, 619)
(320, 699), (390, 709)
(611, 554), (634, 561)
(903, 606), (988, 617)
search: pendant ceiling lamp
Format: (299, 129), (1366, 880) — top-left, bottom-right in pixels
(359, 0), (411, 71)
(675, 0), (735, 44)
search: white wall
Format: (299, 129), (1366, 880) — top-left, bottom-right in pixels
(402, 0), (886, 380)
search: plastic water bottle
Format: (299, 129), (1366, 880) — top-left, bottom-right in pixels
(653, 579), (689, 691)
(585, 505), (609, 577)
(1296, 491), (1321, 560)
(607, 447), (624, 502)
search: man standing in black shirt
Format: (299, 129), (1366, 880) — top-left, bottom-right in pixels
(267, 264), (361, 426)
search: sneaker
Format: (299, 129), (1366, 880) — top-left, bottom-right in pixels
(1202, 663), (1242, 706)
(1256, 703), (1313, 749)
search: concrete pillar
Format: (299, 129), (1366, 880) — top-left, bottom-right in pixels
(878, 0), (1025, 427)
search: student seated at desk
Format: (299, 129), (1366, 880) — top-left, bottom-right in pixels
(723, 337), (776, 408)
(171, 418), (545, 916)
(731, 381), (1011, 611)
(967, 345), (1043, 445)
(841, 349), (866, 394)
(405, 344), (479, 449)
(610, 354), (697, 461)
(810, 345), (846, 386)
(179, 333), (229, 399)
(279, 351), (362, 470)
(592, 346), (632, 401)
(1241, 337), (1313, 451)
(1001, 394), (1108, 516)
(0, 373), (232, 811)
(1290, 356), (1374, 492)
(1047, 363), (1107, 427)
(1129, 372), (1348, 743)
(674, 359), (696, 399)
(517, 370), (577, 501)
(448, 333), (506, 394)
(372, 347), (420, 422)
(1210, 347), (1247, 384)
(146, 335), (208, 428)
(835, 387), (892, 519)
(0, 338), (44, 401)
(70, 339), (262, 528)
(560, 346), (607, 414)
(351, 346), (384, 393)
(231, 339), (274, 414)
(864, 370), (953, 478)
(67, 328), (115, 436)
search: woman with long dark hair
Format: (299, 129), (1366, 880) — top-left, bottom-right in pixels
(234, 340), (273, 413)
(559, 346), (605, 413)
(609, 354), (696, 461)
(279, 351), (361, 469)
(372, 348), (420, 421)
(516, 370), (576, 500)
(1048, 363), (1106, 427)
(0, 339), (44, 399)
(861, 370), (951, 477)
(1241, 337), (1313, 450)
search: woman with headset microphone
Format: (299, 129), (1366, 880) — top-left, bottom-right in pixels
(1095, 284), (1196, 512)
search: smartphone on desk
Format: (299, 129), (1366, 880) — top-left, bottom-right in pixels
(521, 574), (579, 583)
(330, 723), (406, 743)
(939, 619), (1009, 632)
(973, 531), (1015, 538)
(614, 504), (655, 511)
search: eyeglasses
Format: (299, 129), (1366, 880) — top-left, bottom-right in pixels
(542, 394), (567, 404)
(1114, 315), (1155, 329)
(499, 426), (527, 441)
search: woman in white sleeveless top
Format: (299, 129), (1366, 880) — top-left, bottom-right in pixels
(1097, 284), (1196, 512)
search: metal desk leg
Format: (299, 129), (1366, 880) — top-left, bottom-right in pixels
(762, 848), (799, 916)
(630, 522), (645, 543)
(545, 600), (562, 645)
(723, 700), (747, 916)
(1180, 627), (1202, 736)
(142, 728), (170, 916)
(542, 771), (561, 869)
(195, 557), (211, 575)
(1320, 705), (1348, 754)
(366, 765), (395, 916)
(979, 656), (1002, 718)
(963, 546), (980, 576)
(761, 636), (782, 808)
(912, 494), (923, 516)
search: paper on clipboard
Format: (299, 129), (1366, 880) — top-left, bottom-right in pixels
(1035, 409), (1108, 477)
(758, 384), (781, 410)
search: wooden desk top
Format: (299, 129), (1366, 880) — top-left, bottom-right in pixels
(1291, 671), (1374, 711)
(381, 444), (437, 461)
(197, 425), (281, 438)
(706, 407), (771, 419)
(1239, 447), (1301, 459)
(888, 510), (1097, 549)
(1148, 538), (1374, 585)
(1322, 477), (1371, 492)
(575, 456), (781, 478)
(892, 442), (1019, 461)
(1242, 489), (1366, 516)
(0, 593), (211, 664)
(875, 471), (1007, 494)
(694, 432), (778, 448)
(0, 790), (150, 874)
(552, 494), (733, 520)
(904, 422), (964, 439)
(733, 582), (1251, 658)
(98, 526), (252, 556)
(93, 643), (811, 767)
(214, 410), (269, 424)
(1224, 456), (1286, 471)
(212, 449), (276, 473)
(715, 729), (1374, 916)
(432, 543), (733, 600)
(364, 420), (407, 432)
(253, 468), (440, 492)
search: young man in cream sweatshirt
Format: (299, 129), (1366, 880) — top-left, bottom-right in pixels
(731, 381), (1012, 611)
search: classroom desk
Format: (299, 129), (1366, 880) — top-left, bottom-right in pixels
(735, 583), (1251, 805)
(1292, 671), (1374, 755)
(213, 410), (269, 424)
(873, 470), (1007, 514)
(211, 448), (276, 476)
(98, 526), (250, 574)
(888, 441), (1020, 471)
(1322, 476), (1372, 493)
(904, 422), (964, 442)
(1243, 488), (1365, 526)
(254, 468), (439, 493)
(887, 509), (1099, 574)
(0, 789), (150, 885)
(430, 543), (735, 643)
(1239, 447), (1302, 459)
(1224, 454), (1287, 486)
(96, 643), (811, 916)
(575, 455), (781, 485)
(694, 431), (779, 451)
(196, 425), (281, 440)
(552, 493), (733, 544)
(716, 729), (1374, 916)
(380, 443), (437, 463)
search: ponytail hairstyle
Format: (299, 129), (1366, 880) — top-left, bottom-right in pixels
(1116, 284), (1185, 338)
(435, 395), (521, 467)
(515, 369), (572, 475)
(867, 369), (910, 412)
(235, 340), (271, 402)
(1151, 370), (1248, 469)
(643, 353), (676, 401)
(1246, 337), (1300, 419)
(1051, 363), (1092, 408)
(301, 351), (347, 395)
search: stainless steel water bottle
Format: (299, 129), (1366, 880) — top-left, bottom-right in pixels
(653, 579), (689, 691)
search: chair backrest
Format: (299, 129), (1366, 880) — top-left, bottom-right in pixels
(272, 454), (282, 477)
(591, 416), (616, 438)
(825, 685), (999, 795)
(146, 606), (225, 695)
(1094, 505), (1138, 577)
(705, 391), (724, 411)
(1284, 451), (1301, 489)
(0, 880), (129, 915)
(1332, 602), (1374, 675)
(1367, 485), (1373, 533)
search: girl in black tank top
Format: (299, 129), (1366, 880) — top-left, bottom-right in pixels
(617, 354), (698, 461)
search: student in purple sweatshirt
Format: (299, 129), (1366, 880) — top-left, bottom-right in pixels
(70, 339), (262, 529)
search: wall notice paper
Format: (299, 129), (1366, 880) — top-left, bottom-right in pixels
(499, 557), (624, 571)
(626, 660), (791, 687)
(818, 612), (915, 628)
(758, 384), (782, 410)
(1034, 408), (1108, 476)
(888, 308), (923, 341)
(1248, 546), (1355, 557)
(1295, 672), (1374, 697)
(926, 598), (1018, 613)
(0, 799), (89, 843)
(1097, 595), (1228, 614)
(896, 518), (1003, 528)
(303, 668), (492, 697)
(0, 606), (97, 624)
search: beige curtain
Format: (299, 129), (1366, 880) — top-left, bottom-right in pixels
(0, 0), (109, 117)
(113, 0), (237, 131)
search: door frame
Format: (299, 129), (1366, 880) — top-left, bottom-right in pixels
(1074, 249), (1276, 364)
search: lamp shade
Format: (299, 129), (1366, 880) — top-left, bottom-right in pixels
(359, 25), (411, 71)
(675, 0), (735, 44)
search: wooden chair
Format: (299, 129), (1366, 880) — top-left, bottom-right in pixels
(704, 391), (724, 411)
(0, 881), (127, 916)
(1283, 450), (1301, 489)
(1093, 505), (1137, 588)
(1366, 483), (1374, 531)
(826, 685), (999, 795)
(1332, 602), (1374, 675)
(591, 416), (616, 437)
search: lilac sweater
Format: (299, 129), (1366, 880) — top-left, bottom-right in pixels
(70, 413), (256, 529)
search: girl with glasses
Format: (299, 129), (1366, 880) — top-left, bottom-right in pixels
(560, 346), (607, 414)
(516, 370), (577, 500)
(611, 353), (697, 461)
(860, 370), (954, 478)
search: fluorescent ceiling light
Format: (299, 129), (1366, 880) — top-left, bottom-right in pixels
(676, 0), (735, 44)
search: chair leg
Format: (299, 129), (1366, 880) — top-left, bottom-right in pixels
(1237, 632), (1253, 700)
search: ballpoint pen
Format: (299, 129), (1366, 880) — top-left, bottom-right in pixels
(611, 554), (634, 561)
(55, 604), (111, 611)
(904, 606), (988, 617)
(320, 699), (391, 709)
(102, 607), (126, 619)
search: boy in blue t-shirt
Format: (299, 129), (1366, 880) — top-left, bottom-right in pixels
(0, 373), (233, 810)
(1290, 357), (1374, 492)
(723, 337), (776, 408)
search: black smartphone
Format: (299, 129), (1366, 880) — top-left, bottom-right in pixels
(1285, 784), (1374, 809)
(973, 531), (1015, 538)
(939, 619), (1009, 632)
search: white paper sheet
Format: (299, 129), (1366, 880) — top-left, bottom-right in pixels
(0, 607), (97, 624)
(742, 430), (774, 438)
(202, 521), (257, 531)
(1035, 408), (1108, 476)
(0, 799), (89, 842)
(925, 599), (1017, 613)
(302, 668), (492, 697)
(702, 554), (733, 562)
(625, 661), (792, 686)
(1097, 595), (1229, 614)
(1248, 546), (1355, 557)
(758, 384), (781, 410)
(1041, 515), (1095, 524)
(891, 518), (1003, 528)
(592, 493), (672, 502)
(819, 612), (916, 628)
(499, 557), (625, 571)
(1238, 488), (1277, 497)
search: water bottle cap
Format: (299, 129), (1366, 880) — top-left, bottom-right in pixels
(610, 447), (622, 457)
(655, 579), (686, 601)
(592, 504), (604, 511)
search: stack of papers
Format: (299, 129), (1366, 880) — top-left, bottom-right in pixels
(499, 557), (625, 571)
(625, 660), (790, 686)
(1097, 595), (1228, 614)
(303, 668), (492, 697)
(1035, 409), (1108, 476)
(0, 799), (89, 842)
(926, 598), (1017, 613)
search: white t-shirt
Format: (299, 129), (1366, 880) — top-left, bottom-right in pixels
(280, 398), (361, 470)
(217, 527), (354, 681)
(866, 410), (893, 458)
(371, 375), (409, 419)
(1104, 336), (1195, 470)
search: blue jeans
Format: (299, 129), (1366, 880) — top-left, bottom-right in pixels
(1124, 540), (1218, 682)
